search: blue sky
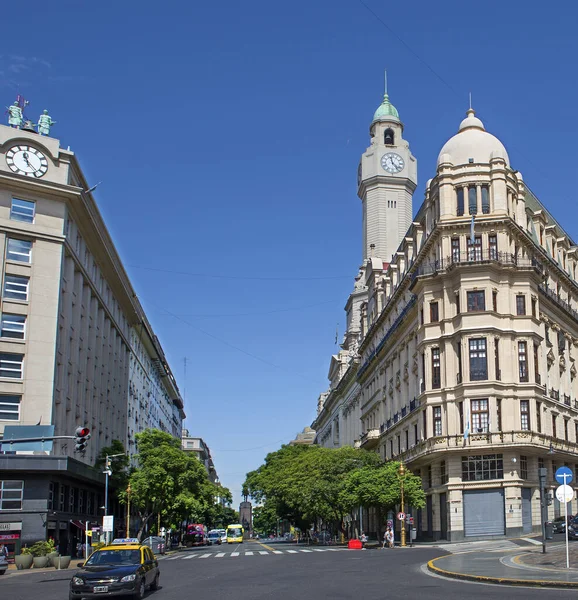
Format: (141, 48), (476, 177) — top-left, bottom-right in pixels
(3, 1), (578, 505)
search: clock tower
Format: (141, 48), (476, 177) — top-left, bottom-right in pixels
(358, 74), (417, 262)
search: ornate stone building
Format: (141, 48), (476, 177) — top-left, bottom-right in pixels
(313, 78), (578, 541)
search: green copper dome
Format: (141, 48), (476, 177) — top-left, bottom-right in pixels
(372, 93), (400, 123)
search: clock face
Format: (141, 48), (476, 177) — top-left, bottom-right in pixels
(380, 152), (404, 174)
(6, 145), (48, 178)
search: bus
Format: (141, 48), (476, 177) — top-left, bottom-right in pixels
(226, 524), (244, 544)
(183, 524), (208, 547)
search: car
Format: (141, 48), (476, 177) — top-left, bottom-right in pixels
(69, 538), (159, 600)
(0, 553), (7, 576)
(207, 531), (222, 545)
(141, 536), (166, 555)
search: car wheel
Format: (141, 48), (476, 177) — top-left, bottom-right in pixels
(150, 573), (160, 591)
(134, 578), (146, 600)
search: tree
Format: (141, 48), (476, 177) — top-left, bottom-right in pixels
(95, 440), (129, 490)
(123, 429), (212, 539)
(252, 502), (278, 535)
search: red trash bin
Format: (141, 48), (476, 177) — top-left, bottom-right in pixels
(348, 539), (363, 550)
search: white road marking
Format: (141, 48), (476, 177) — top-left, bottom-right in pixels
(245, 551), (254, 556)
(286, 550), (298, 554)
(299, 549), (313, 553)
(183, 554), (198, 559)
(215, 552), (226, 558)
(272, 551), (283, 554)
(258, 551), (268, 555)
(231, 552), (240, 557)
(199, 553), (212, 559)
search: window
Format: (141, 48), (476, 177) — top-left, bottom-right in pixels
(430, 302), (439, 323)
(520, 455), (528, 479)
(451, 238), (460, 263)
(390, 439), (393, 457)
(6, 238), (32, 263)
(455, 292), (461, 314)
(405, 429), (409, 450)
(414, 423), (418, 445)
(427, 465), (432, 488)
(468, 186), (477, 215)
(481, 186), (490, 214)
(457, 342), (462, 383)
(575, 422), (578, 443)
(397, 435), (401, 454)
(0, 395), (20, 421)
(565, 418), (569, 441)
(440, 460), (448, 484)
(552, 414), (557, 439)
(433, 406), (442, 436)
(1, 314), (25, 339)
(432, 347), (441, 389)
(534, 343), (540, 384)
(384, 128), (394, 145)
(420, 308), (424, 325)
(531, 297), (537, 318)
(494, 338), (500, 381)
(471, 399), (489, 433)
(0, 480), (24, 510)
(519, 341), (528, 382)
(558, 331), (566, 355)
(0, 353), (23, 379)
(469, 338), (487, 380)
(516, 295), (526, 316)
(492, 290), (498, 312)
(10, 199), (35, 223)
(520, 400), (530, 430)
(489, 234), (497, 259)
(497, 398), (502, 431)
(3, 275), (29, 301)
(467, 290), (485, 312)
(462, 454), (503, 481)
(467, 235), (482, 261)
(457, 188), (464, 216)
(458, 401), (464, 434)
(536, 401), (542, 433)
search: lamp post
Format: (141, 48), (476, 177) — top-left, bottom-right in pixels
(398, 462), (407, 548)
(103, 453), (125, 543)
(126, 483), (132, 538)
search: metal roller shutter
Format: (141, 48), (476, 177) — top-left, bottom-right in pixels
(463, 489), (505, 537)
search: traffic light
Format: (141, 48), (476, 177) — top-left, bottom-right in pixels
(74, 426), (91, 452)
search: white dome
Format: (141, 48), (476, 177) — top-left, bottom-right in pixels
(437, 109), (509, 167)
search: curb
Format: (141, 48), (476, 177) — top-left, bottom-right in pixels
(427, 556), (578, 588)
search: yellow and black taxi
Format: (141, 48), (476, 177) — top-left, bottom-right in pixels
(69, 538), (160, 600)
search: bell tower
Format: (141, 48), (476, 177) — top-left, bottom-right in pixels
(358, 73), (417, 262)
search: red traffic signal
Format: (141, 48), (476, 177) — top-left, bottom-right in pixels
(74, 426), (91, 452)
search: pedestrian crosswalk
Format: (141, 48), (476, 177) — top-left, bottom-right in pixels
(161, 547), (343, 561)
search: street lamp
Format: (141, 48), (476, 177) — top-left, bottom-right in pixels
(103, 453), (125, 543)
(126, 483), (132, 538)
(398, 462), (407, 548)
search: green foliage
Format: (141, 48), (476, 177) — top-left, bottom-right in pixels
(252, 502), (279, 534)
(19, 547), (31, 555)
(95, 440), (129, 490)
(341, 461), (426, 513)
(123, 429), (218, 539)
(29, 540), (53, 557)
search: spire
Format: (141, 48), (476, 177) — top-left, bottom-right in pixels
(372, 69), (400, 124)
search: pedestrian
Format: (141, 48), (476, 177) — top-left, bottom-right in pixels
(385, 527), (394, 549)
(360, 532), (368, 549)
(0, 544), (8, 558)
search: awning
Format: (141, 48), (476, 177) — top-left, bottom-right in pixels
(70, 520), (86, 531)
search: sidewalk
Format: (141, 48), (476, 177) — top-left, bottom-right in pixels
(428, 542), (578, 588)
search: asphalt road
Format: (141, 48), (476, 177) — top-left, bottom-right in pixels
(2, 541), (578, 600)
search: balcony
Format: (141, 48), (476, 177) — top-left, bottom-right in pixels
(564, 394), (571, 407)
(550, 389), (560, 401)
(359, 428), (380, 449)
(539, 284), (578, 322)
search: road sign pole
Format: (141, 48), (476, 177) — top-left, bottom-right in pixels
(539, 467), (547, 554)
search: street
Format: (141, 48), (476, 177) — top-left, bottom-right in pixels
(2, 541), (578, 600)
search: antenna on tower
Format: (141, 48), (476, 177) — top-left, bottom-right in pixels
(469, 92), (472, 110)
(384, 69), (388, 96)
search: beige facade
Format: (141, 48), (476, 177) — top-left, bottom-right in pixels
(314, 85), (578, 540)
(0, 123), (184, 466)
(182, 430), (217, 482)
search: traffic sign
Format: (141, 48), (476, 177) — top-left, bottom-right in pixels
(103, 515), (114, 532)
(555, 484), (574, 504)
(555, 466), (574, 485)
(397, 512), (406, 521)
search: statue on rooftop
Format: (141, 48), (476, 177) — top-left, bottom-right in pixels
(37, 110), (56, 136)
(6, 101), (23, 128)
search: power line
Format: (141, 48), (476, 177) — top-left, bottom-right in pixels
(128, 264), (351, 282)
(152, 299), (339, 319)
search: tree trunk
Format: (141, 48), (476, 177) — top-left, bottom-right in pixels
(137, 512), (153, 541)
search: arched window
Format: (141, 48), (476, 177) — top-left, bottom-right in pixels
(384, 128), (395, 145)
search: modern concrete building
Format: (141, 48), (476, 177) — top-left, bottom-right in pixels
(313, 77), (578, 541)
(182, 430), (217, 482)
(0, 120), (184, 554)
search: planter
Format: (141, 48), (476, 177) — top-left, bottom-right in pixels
(15, 554), (33, 570)
(47, 551), (60, 566)
(54, 555), (71, 569)
(33, 556), (50, 569)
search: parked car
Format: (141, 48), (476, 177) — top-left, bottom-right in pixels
(552, 516), (568, 533)
(207, 531), (222, 545)
(141, 536), (166, 555)
(0, 553), (7, 576)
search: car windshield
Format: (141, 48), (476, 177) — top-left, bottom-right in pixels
(208, 533), (219, 538)
(228, 528), (242, 537)
(85, 549), (141, 566)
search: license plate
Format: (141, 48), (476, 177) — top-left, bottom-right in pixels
(93, 586), (109, 593)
